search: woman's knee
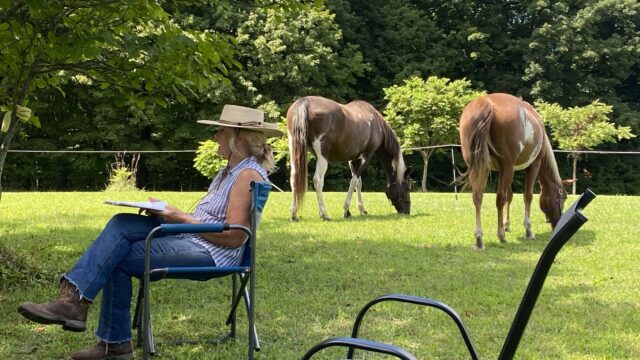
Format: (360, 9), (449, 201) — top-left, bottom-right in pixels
(106, 213), (142, 229)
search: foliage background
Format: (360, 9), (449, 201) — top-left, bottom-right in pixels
(2, 0), (639, 194)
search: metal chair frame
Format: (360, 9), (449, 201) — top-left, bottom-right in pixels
(303, 189), (596, 360)
(133, 181), (270, 360)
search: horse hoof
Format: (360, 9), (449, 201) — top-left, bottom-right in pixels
(474, 244), (485, 251)
(343, 211), (352, 218)
(322, 216), (332, 221)
(290, 216), (299, 222)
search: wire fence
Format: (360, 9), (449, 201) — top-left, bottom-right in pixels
(7, 145), (640, 194)
(8, 144), (640, 155)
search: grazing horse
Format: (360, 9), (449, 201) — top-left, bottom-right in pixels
(459, 93), (572, 250)
(287, 96), (411, 221)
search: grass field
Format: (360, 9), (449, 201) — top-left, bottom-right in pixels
(1, 190), (639, 359)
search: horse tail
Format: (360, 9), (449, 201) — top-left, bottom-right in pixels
(460, 98), (495, 192)
(288, 98), (309, 210)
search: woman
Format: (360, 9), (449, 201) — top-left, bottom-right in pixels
(18, 105), (282, 360)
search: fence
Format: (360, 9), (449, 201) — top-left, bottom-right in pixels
(7, 146), (640, 194)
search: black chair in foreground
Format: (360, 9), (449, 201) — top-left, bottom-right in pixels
(133, 181), (272, 360)
(302, 188), (596, 360)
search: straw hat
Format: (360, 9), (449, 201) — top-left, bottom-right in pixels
(197, 105), (283, 138)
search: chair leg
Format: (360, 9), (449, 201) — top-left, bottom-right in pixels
(225, 273), (260, 359)
(141, 277), (155, 359)
(226, 273), (251, 325)
(242, 287), (260, 351)
(230, 275), (237, 338)
(146, 317), (155, 356)
(133, 282), (155, 355)
(133, 283), (143, 347)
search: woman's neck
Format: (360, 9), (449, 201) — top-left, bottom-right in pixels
(227, 153), (251, 169)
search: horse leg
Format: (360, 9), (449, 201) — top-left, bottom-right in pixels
(355, 175), (368, 215)
(289, 201), (299, 221)
(503, 186), (513, 232)
(343, 161), (358, 218)
(352, 156), (369, 216)
(313, 152), (331, 221)
(289, 140), (299, 221)
(472, 188), (485, 250)
(523, 162), (541, 240)
(496, 169), (514, 243)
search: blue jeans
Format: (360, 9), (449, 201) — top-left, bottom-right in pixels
(63, 213), (215, 343)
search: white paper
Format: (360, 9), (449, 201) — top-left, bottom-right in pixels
(104, 200), (167, 211)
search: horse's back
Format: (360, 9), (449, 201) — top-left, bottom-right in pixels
(461, 93), (546, 170)
(288, 96), (383, 161)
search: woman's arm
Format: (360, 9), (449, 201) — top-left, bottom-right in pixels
(148, 168), (264, 248)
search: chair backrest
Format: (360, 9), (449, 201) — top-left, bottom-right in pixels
(238, 181), (272, 267)
(498, 188), (596, 360)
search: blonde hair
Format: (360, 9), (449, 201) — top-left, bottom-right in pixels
(228, 129), (276, 173)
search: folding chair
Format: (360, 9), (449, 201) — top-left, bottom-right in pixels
(133, 181), (271, 360)
(303, 188), (596, 360)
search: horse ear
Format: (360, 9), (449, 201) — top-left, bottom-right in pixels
(562, 178), (577, 187)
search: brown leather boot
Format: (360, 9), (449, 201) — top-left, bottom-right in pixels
(18, 278), (90, 332)
(70, 341), (134, 360)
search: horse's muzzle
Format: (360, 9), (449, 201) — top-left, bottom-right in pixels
(396, 206), (410, 215)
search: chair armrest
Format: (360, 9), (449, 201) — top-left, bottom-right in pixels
(347, 293), (479, 360)
(301, 336), (418, 360)
(159, 223), (227, 234)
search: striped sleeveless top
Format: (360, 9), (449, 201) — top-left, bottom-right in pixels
(186, 156), (268, 266)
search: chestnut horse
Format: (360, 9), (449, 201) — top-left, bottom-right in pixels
(459, 93), (571, 249)
(287, 96), (411, 221)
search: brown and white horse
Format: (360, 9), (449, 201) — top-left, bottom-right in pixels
(287, 96), (411, 221)
(459, 93), (573, 249)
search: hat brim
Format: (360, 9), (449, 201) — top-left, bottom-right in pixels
(197, 120), (283, 138)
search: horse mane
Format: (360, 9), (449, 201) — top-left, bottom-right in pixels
(541, 132), (563, 186)
(358, 101), (404, 180)
(355, 101), (401, 159)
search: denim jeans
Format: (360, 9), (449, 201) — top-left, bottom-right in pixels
(63, 213), (215, 343)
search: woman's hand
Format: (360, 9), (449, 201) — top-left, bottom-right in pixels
(145, 198), (193, 224)
(152, 205), (192, 224)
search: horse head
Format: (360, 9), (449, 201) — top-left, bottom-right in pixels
(540, 179), (575, 228)
(385, 169), (411, 215)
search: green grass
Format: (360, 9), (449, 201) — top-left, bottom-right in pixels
(1, 190), (639, 359)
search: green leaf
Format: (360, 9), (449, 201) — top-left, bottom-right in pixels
(30, 115), (41, 128)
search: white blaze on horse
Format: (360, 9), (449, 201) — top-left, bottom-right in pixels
(458, 93), (574, 250)
(286, 96), (411, 221)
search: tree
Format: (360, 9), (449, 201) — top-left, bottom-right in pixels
(233, 3), (367, 106)
(190, 2), (367, 183)
(384, 76), (484, 191)
(0, 0), (238, 201)
(326, 0), (454, 105)
(536, 100), (635, 194)
(524, 0), (640, 111)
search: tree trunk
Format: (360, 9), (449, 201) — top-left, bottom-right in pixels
(0, 110), (21, 203)
(420, 149), (434, 192)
